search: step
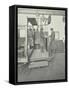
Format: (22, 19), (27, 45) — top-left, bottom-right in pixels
(29, 61), (48, 69)
(30, 54), (55, 62)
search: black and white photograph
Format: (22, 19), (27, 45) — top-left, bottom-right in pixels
(17, 6), (67, 83)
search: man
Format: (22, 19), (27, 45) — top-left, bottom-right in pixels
(28, 28), (34, 49)
(49, 28), (56, 56)
(34, 28), (40, 49)
(40, 27), (45, 52)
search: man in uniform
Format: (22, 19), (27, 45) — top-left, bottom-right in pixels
(49, 28), (56, 56)
(40, 27), (45, 52)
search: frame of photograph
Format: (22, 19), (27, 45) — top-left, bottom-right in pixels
(9, 5), (67, 85)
